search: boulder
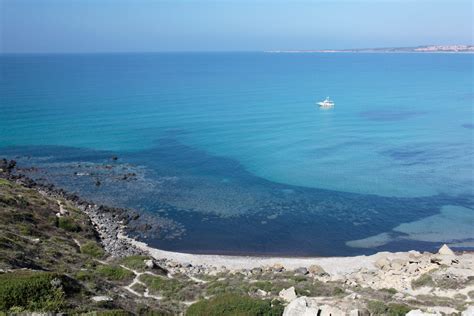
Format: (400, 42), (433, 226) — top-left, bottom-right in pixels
(390, 258), (406, 270)
(349, 309), (360, 316)
(294, 267), (309, 275)
(282, 297), (345, 316)
(318, 304), (345, 316)
(375, 257), (390, 270)
(461, 306), (474, 316)
(251, 267), (263, 274)
(279, 286), (297, 302)
(283, 297), (319, 316)
(256, 289), (268, 297)
(272, 263), (285, 272)
(144, 259), (155, 269)
(438, 244), (455, 256)
(308, 264), (328, 276)
(91, 295), (113, 302)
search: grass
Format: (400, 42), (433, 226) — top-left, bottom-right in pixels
(0, 271), (66, 312)
(186, 294), (283, 316)
(58, 217), (82, 232)
(294, 280), (345, 297)
(81, 241), (104, 258)
(119, 255), (149, 271)
(367, 300), (411, 316)
(411, 274), (435, 289)
(380, 288), (398, 295)
(96, 265), (134, 281)
(140, 274), (185, 297)
(0, 178), (11, 186)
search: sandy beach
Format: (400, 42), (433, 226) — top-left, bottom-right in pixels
(121, 232), (427, 274)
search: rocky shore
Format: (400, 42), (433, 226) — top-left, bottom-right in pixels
(1, 158), (473, 315)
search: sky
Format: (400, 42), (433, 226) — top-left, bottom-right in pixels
(0, 0), (472, 53)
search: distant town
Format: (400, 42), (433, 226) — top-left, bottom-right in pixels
(266, 45), (474, 53)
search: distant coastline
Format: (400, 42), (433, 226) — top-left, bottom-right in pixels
(265, 44), (474, 53)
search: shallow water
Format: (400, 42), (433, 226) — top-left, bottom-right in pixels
(1, 53), (473, 256)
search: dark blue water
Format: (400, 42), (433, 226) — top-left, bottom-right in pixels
(1, 53), (473, 256)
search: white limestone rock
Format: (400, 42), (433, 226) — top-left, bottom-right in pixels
(462, 306), (474, 316)
(374, 256), (391, 270)
(144, 259), (155, 269)
(279, 286), (297, 302)
(308, 264), (328, 276)
(283, 297), (319, 316)
(438, 244), (455, 256)
(91, 295), (112, 302)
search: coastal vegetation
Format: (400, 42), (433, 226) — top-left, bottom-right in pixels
(186, 294), (283, 316)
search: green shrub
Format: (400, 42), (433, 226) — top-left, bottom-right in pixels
(386, 303), (412, 316)
(96, 265), (134, 281)
(0, 271), (65, 312)
(140, 274), (185, 298)
(251, 281), (273, 292)
(0, 179), (11, 186)
(58, 217), (81, 232)
(119, 255), (149, 271)
(186, 294), (283, 316)
(367, 300), (411, 316)
(411, 274), (435, 289)
(81, 241), (104, 258)
(381, 288), (397, 295)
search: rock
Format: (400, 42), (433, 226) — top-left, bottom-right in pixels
(438, 244), (455, 256)
(407, 263), (419, 273)
(294, 267), (309, 275)
(144, 259), (155, 269)
(251, 267), (263, 274)
(319, 304), (345, 316)
(308, 264), (328, 276)
(283, 298), (345, 316)
(349, 309), (360, 316)
(390, 258), (406, 270)
(408, 250), (423, 262)
(279, 286), (297, 302)
(91, 295), (113, 302)
(283, 297), (320, 316)
(272, 263), (285, 272)
(256, 289), (267, 297)
(462, 306), (474, 316)
(375, 257), (390, 270)
(406, 310), (438, 316)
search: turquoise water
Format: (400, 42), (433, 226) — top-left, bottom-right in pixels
(1, 53), (473, 255)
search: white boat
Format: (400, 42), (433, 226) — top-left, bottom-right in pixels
(317, 97), (335, 109)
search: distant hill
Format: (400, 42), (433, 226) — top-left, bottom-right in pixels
(266, 45), (474, 53)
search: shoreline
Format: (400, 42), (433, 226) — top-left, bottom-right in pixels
(1, 160), (470, 276)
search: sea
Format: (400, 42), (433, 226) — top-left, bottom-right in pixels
(1, 52), (473, 256)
